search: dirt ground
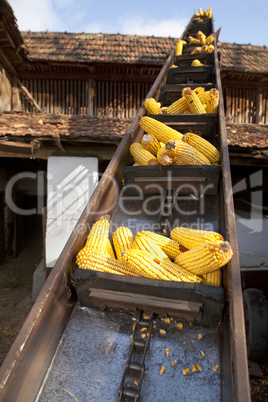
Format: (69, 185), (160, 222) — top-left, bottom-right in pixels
(0, 230), (43, 366)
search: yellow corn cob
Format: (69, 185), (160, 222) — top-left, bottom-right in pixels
(144, 97), (162, 115)
(165, 140), (211, 165)
(206, 88), (219, 113)
(133, 162), (141, 166)
(202, 269), (222, 286)
(139, 116), (183, 143)
(174, 40), (187, 56)
(170, 227), (224, 249)
(129, 142), (158, 166)
(141, 231), (182, 260)
(106, 238), (115, 259)
(191, 46), (202, 55)
(206, 44), (214, 53)
(191, 59), (204, 67)
(157, 146), (173, 166)
(166, 96), (189, 114)
(205, 34), (214, 45)
(84, 216), (110, 254)
(122, 249), (176, 280)
(184, 88), (207, 114)
(160, 106), (168, 113)
(207, 8), (213, 19)
(189, 36), (202, 45)
(76, 248), (139, 276)
(198, 90), (211, 105)
(159, 258), (202, 283)
(112, 226), (134, 261)
(141, 133), (161, 156)
(197, 31), (207, 45)
(182, 133), (220, 164)
(174, 241), (233, 275)
(134, 232), (170, 263)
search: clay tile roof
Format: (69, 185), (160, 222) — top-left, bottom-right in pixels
(226, 122), (268, 149)
(218, 41), (268, 74)
(0, 113), (267, 152)
(21, 31), (178, 65)
(0, 112), (132, 142)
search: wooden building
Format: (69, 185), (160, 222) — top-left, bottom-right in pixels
(0, 0), (267, 263)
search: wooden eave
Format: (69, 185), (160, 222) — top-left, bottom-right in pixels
(221, 69), (268, 87)
(0, 20), (26, 74)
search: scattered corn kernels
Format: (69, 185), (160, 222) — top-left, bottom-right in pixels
(165, 348), (170, 357)
(143, 315), (150, 320)
(198, 333), (203, 340)
(160, 366), (166, 375)
(200, 351), (206, 358)
(171, 360), (177, 367)
(191, 364), (197, 373)
(133, 380), (138, 386)
(196, 363), (202, 372)
(177, 323), (183, 329)
(213, 365), (219, 372)
(159, 329), (166, 335)
(140, 327), (148, 332)
(183, 368), (190, 376)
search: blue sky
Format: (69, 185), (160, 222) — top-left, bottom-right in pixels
(8, 0), (268, 46)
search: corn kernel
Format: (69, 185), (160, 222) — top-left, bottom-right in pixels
(177, 323), (183, 329)
(165, 348), (170, 357)
(141, 333), (147, 339)
(171, 360), (177, 367)
(191, 365), (197, 373)
(196, 363), (202, 372)
(140, 327), (148, 332)
(200, 351), (205, 358)
(198, 333), (203, 340)
(143, 315), (150, 320)
(159, 329), (166, 335)
(183, 368), (190, 376)
(160, 366), (166, 375)
(213, 365), (219, 372)
(164, 318), (171, 324)
(133, 380), (138, 386)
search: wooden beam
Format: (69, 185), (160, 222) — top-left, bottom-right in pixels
(0, 140), (33, 155)
(16, 78), (42, 112)
(0, 47), (17, 76)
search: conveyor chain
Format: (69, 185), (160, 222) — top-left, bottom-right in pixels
(118, 309), (156, 401)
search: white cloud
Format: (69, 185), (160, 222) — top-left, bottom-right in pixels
(118, 16), (188, 38)
(8, 0), (63, 31)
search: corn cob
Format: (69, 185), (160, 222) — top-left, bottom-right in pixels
(134, 232), (170, 263)
(106, 238), (115, 259)
(198, 90), (211, 105)
(157, 146), (173, 166)
(206, 88), (219, 113)
(191, 46), (202, 55)
(141, 133), (161, 156)
(184, 88), (207, 114)
(76, 248), (139, 276)
(139, 116), (183, 143)
(141, 231), (182, 260)
(207, 8), (213, 18)
(160, 106), (168, 113)
(197, 31), (206, 45)
(159, 258), (202, 283)
(182, 133), (220, 164)
(122, 249), (176, 280)
(174, 241), (233, 275)
(166, 96), (189, 114)
(170, 227), (224, 249)
(189, 36), (202, 45)
(191, 59), (204, 67)
(202, 269), (222, 286)
(206, 44), (214, 53)
(165, 140), (211, 165)
(84, 216), (110, 254)
(133, 162), (141, 166)
(112, 226), (134, 261)
(144, 98), (162, 115)
(129, 142), (158, 166)
(174, 40), (187, 56)
(205, 34), (214, 45)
